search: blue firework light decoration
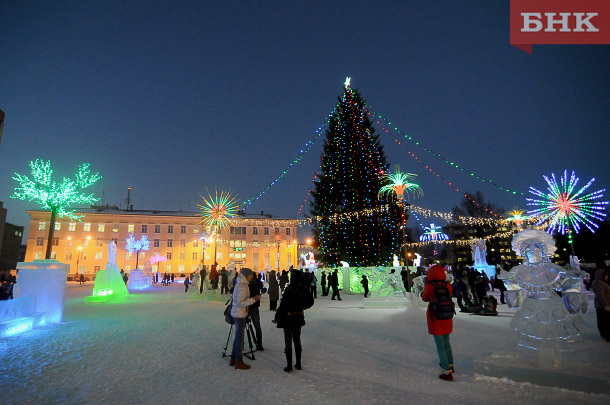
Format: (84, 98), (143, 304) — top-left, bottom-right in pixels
(527, 170), (608, 234)
(419, 223), (449, 242)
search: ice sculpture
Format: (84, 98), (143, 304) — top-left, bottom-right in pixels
(469, 239), (495, 279)
(499, 230), (587, 349)
(85, 241), (129, 302)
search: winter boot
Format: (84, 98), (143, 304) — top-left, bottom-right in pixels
(295, 347), (302, 370)
(234, 359), (251, 370)
(229, 356), (235, 366)
(284, 348), (293, 373)
(438, 370), (453, 381)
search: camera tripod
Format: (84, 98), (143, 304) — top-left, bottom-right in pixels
(222, 315), (257, 360)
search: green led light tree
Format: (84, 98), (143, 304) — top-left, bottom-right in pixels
(12, 159), (102, 259)
(310, 81), (403, 266)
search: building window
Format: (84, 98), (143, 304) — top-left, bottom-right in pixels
(142, 224), (148, 233)
(36, 237), (44, 246)
(286, 252), (292, 266)
(95, 252), (102, 260)
(275, 228), (280, 235)
(97, 238), (104, 247)
(112, 224), (119, 233)
(126, 251), (132, 260)
(50, 252), (57, 259)
(65, 251), (73, 261)
(180, 239), (186, 247)
(139, 251), (146, 260)
(164, 265), (171, 272)
(193, 228), (199, 234)
(67, 239), (73, 247)
(264, 227), (269, 235)
(253, 253), (258, 271)
(167, 252), (172, 260)
(81, 251), (88, 260)
(38, 222), (47, 231)
(216, 252), (222, 261)
(155, 225), (160, 233)
(167, 239), (173, 247)
(193, 240), (199, 248)
(34, 252), (43, 260)
(98, 224), (105, 232)
(179, 252), (185, 260)
(179, 264), (185, 273)
(111, 238), (118, 245)
(168, 225), (173, 233)
(192, 252), (198, 260)
(154, 239), (160, 247)
(253, 227), (258, 235)
(124, 266), (131, 272)
(68, 223), (76, 232)
(128, 224), (135, 233)
(264, 252), (270, 268)
(84, 223), (91, 232)
(94, 266), (101, 273)
(52, 237), (59, 246)
(181, 226), (186, 234)
(285, 228), (291, 235)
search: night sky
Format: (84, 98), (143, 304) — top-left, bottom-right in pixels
(1, 1), (609, 241)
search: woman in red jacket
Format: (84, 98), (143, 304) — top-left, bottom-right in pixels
(421, 265), (455, 381)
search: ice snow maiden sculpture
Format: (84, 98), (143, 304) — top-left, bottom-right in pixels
(499, 230), (587, 349)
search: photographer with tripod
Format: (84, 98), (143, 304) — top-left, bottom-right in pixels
(229, 268), (260, 370)
(249, 272), (266, 352)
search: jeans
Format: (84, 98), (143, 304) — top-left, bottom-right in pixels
(433, 334), (454, 371)
(231, 317), (246, 361)
(249, 307), (263, 346)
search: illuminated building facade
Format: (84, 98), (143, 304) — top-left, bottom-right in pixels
(24, 206), (298, 276)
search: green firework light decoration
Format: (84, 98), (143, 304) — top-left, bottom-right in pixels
(379, 169), (423, 201)
(197, 190), (238, 232)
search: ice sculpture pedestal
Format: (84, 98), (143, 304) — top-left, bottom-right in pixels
(474, 349), (610, 395)
(1, 260), (68, 336)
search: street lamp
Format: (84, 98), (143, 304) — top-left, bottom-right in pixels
(76, 246), (83, 275)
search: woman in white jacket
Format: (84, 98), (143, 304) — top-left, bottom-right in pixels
(230, 268), (260, 369)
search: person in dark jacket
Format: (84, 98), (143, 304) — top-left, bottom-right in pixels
(330, 269), (341, 301)
(249, 272), (265, 351)
(400, 267), (409, 292)
(184, 275), (190, 292)
(361, 274), (369, 298)
(451, 277), (471, 312)
(320, 271), (327, 296)
(279, 270), (289, 294)
(495, 277), (507, 304)
(592, 267), (610, 342)
(220, 268), (229, 294)
(268, 270), (280, 311)
(422, 265), (455, 381)
(274, 270), (314, 373)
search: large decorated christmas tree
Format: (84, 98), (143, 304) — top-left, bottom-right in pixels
(311, 80), (403, 266)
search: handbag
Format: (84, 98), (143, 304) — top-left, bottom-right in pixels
(224, 299), (234, 324)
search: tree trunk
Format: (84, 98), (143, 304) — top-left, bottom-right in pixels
(135, 251), (139, 270)
(45, 207), (58, 259)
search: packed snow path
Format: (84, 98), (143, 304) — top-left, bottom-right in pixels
(1, 282), (608, 404)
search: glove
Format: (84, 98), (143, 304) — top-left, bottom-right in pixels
(605, 306), (610, 312)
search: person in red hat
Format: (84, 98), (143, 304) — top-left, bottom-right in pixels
(421, 265), (455, 381)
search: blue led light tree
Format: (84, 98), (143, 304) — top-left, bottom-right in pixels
(125, 234), (150, 269)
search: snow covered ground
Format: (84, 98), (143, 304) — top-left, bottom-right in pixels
(1, 281), (609, 404)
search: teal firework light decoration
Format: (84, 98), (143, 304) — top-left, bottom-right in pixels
(379, 168), (422, 201)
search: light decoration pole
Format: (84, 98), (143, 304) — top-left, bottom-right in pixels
(419, 223), (449, 256)
(379, 165), (422, 265)
(76, 246), (83, 274)
(527, 170), (608, 255)
(11, 159), (102, 259)
(125, 234), (150, 270)
(197, 190), (238, 266)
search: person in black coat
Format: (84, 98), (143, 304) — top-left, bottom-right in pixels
(274, 270), (314, 373)
(452, 277), (471, 312)
(320, 271), (327, 296)
(361, 274), (369, 298)
(249, 272), (265, 351)
(199, 266), (207, 294)
(330, 269), (341, 301)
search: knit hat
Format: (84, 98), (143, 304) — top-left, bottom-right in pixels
(240, 268), (253, 279)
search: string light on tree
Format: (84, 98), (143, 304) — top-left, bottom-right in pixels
(11, 159), (102, 259)
(527, 170), (608, 235)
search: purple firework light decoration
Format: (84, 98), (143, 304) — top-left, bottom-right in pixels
(527, 170), (608, 234)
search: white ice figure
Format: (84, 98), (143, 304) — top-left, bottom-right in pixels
(413, 253), (422, 267)
(470, 239), (487, 267)
(499, 230), (586, 348)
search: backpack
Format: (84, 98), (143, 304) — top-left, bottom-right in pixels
(430, 280), (455, 320)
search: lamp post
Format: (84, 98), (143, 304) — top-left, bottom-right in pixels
(76, 246), (83, 275)
(275, 234), (281, 270)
